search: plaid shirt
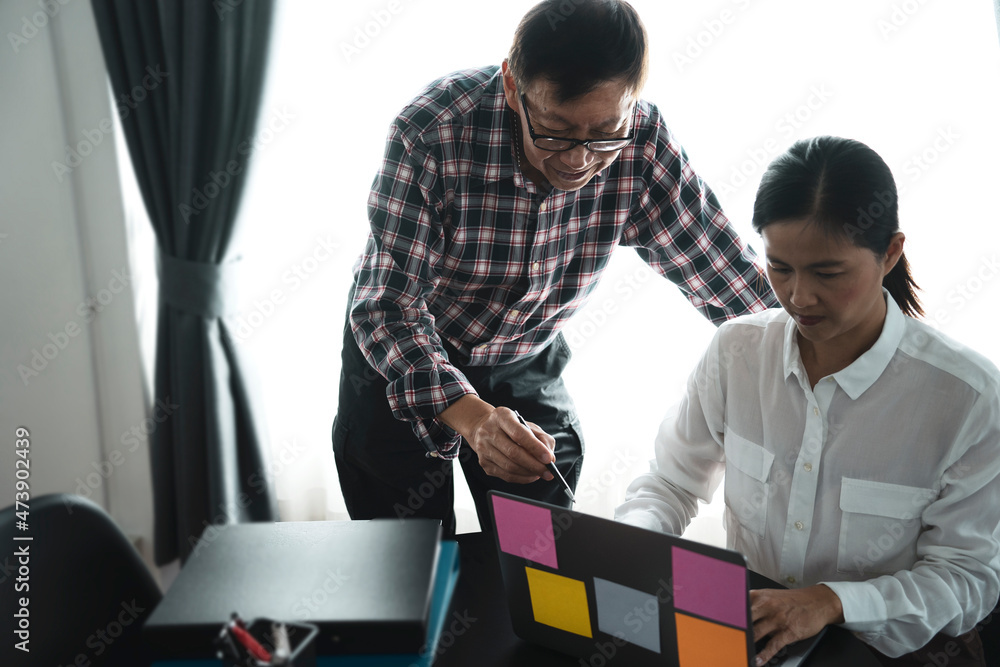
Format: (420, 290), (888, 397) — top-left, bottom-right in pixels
(351, 66), (776, 456)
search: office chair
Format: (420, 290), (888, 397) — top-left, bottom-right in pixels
(0, 493), (162, 666)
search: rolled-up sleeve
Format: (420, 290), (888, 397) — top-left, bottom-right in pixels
(350, 122), (476, 457)
(619, 111), (777, 324)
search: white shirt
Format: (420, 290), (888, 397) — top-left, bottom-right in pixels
(615, 292), (1000, 657)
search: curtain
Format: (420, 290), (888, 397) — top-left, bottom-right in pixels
(90, 0), (277, 564)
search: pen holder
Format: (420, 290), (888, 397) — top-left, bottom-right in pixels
(216, 616), (318, 667)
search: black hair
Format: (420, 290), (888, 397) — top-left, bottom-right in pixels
(507, 0), (648, 103)
(751, 136), (923, 317)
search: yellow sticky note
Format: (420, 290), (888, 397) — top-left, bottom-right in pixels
(525, 567), (592, 638)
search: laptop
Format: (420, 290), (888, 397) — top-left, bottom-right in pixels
(488, 491), (825, 667)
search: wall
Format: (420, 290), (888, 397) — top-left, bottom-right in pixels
(0, 0), (155, 571)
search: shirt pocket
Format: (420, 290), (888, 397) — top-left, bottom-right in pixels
(836, 477), (937, 578)
(724, 430), (775, 538)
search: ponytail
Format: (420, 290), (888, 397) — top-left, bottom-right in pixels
(883, 252), (923, 317)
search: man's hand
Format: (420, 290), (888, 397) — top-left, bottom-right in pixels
(439, 395), (556, 483)
(750, 584), (844, 666)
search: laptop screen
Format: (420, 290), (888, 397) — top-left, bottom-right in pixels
(488, 491), (755, 667)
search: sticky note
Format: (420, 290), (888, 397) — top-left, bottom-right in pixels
(492, 495), (558, 569)
(525, 567), (592, 637)
(671, 546), (747, 629)
(593, 577), (661, 653)
(675, 613), (747, 667)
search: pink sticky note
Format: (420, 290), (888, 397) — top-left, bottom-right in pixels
(492, 495), (558, 569)
(671, 546), (747, 629)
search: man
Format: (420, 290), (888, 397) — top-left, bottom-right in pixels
(333, 0), (777, 537)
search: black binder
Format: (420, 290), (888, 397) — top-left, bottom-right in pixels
(143, 519), (443, 659)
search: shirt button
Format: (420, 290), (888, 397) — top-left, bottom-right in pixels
(476, 344), (488, 351)
(510, 310), (520, 318)
(803, 462), (813, 472)
(795, 521), (805, 531)
(539, 202), (547, 211)
(786, 576), (797, 584)
(813, 407), (820, 416)
(532, 262), (540, 272)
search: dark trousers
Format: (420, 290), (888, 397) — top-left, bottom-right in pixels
(332, 316), (584, 538)
(874, 629), (985, 667)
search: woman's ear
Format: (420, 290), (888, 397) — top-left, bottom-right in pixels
(882, 232), (905, 277)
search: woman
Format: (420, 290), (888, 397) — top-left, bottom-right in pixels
(615, 136), (1000, 666)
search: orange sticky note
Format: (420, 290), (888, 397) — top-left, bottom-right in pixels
(525, 567), (592, 638)
(675, 613), (747, 667)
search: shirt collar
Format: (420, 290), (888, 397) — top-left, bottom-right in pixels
(782, 288), (905, 399)
(470, 70), (516, 186)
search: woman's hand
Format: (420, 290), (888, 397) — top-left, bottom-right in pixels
(750, 584), (844, 665)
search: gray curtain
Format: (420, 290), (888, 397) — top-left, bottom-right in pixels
(90, 0), (277, 564)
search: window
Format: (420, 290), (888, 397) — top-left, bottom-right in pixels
(216, 0), (1000, 535)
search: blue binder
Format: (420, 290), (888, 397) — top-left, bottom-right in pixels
(317, 540), (460, 667)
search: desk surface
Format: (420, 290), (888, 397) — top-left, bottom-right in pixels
(438, 532), (883, 667)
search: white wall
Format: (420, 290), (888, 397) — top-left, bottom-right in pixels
(0, 0), (155, 570)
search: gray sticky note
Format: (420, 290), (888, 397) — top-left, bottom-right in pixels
(593, 577), (661, 653)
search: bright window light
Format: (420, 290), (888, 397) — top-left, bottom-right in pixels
(225, 0), (1000, 537)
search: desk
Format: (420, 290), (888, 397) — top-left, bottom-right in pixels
(437, 532), (882, 667)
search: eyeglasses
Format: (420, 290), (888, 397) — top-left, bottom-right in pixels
(519, 93), (636, 153)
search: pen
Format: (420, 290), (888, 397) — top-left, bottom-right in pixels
(272, 622), (291, 665)
(513, 410), (575, 502)
(228, 616), (272, 663)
